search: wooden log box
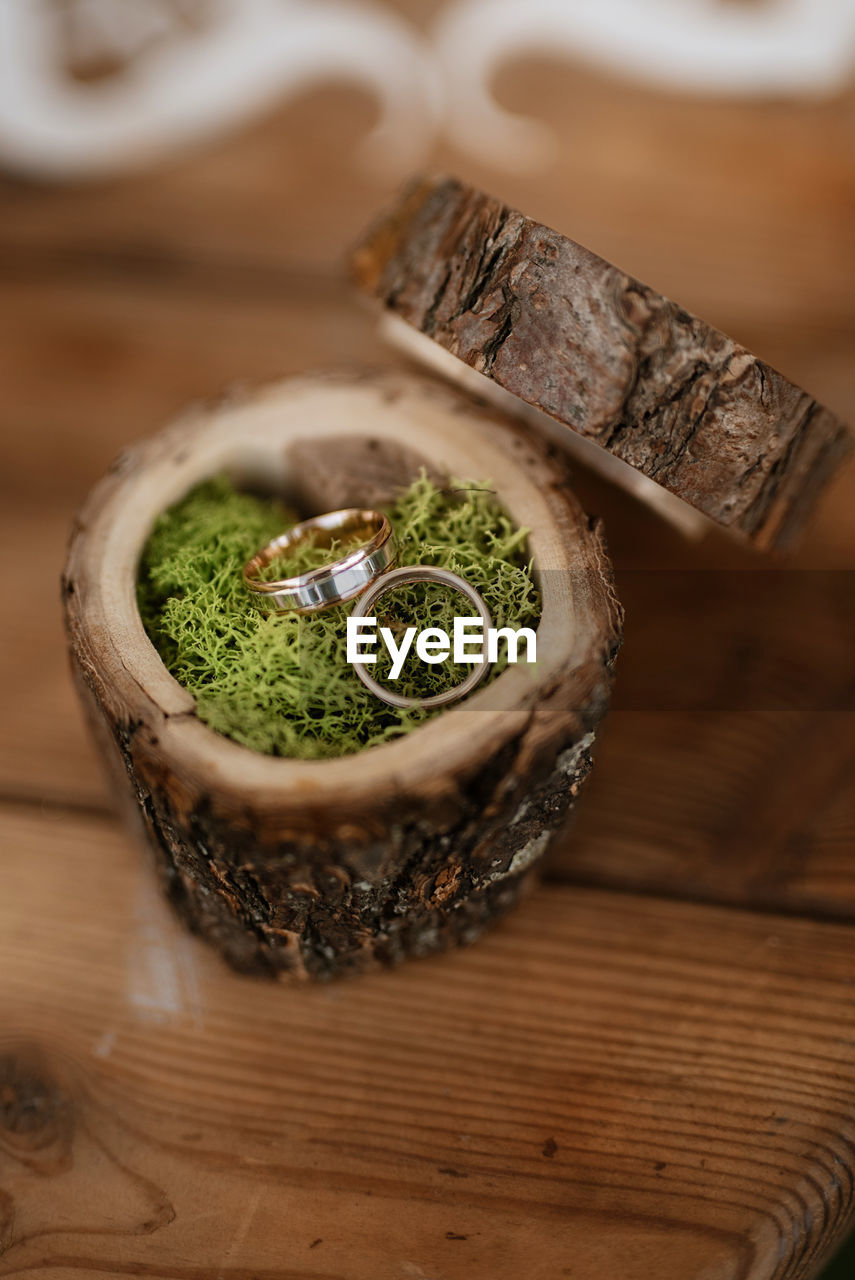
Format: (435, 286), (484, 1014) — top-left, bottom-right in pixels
(63, 369), (623, 979)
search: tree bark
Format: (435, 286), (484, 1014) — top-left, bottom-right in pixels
(351, 175), (851, 550)
(63, 369), (622, 979)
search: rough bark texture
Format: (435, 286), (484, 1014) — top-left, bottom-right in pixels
(351, 176), (852, 550)
(110, 711), (597, 979)
(63, 369), (622, 980)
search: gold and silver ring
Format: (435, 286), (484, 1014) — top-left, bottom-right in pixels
(243, 508), (493, 708)
(243, 508), (397, 616)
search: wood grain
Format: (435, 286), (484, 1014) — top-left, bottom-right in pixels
(2, 804), (855, 1280)
(551, 709), (855, 920)
(0, 270), (383, 500)
(0, 498), (104, 809)
(2, 36), (854, 1277)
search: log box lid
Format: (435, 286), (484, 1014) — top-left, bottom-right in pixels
(350, 174), (851, 551)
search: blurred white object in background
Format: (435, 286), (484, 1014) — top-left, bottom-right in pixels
(0, 0), (440, 179)
(2, 0), (854, 182)
(435, 0), (855, 171)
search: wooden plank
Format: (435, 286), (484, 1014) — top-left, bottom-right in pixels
(0, 499), (104, 808)
(542, 453), (855, 917)
(0, 272), (384, 499)
(1, 804), (855, 1280)
(552, 709), (855, 920)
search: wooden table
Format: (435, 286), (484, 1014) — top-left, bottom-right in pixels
(1, 36), (854, 1280)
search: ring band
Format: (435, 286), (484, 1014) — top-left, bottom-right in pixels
(244, 508), (397, 614)
(350, 565), (493, 709)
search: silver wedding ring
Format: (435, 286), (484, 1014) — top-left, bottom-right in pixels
(244, 508), (396, 614)
(350, 565), (493, 710)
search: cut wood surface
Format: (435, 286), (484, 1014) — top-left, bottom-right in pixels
(2, 804), (855, 1280)
(2, 28), (855, 1279)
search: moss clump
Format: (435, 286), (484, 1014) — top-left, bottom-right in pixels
(137, 473), (540, 758)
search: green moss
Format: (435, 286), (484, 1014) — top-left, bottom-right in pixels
(137, 473), (541, 758)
